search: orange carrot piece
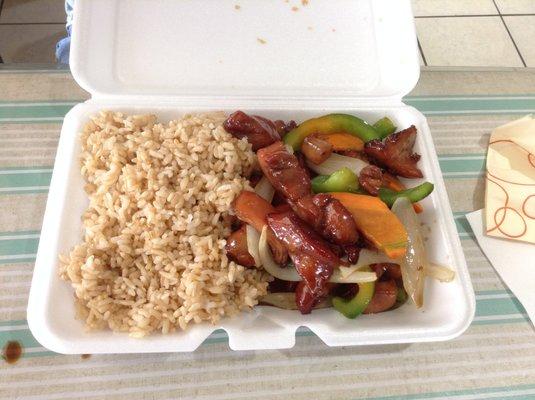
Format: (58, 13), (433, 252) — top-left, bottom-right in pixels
(330, 192), (408, 259)
(319, 132), (364, 152)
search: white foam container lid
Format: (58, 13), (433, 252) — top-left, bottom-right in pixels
(27, 0), (475, 353)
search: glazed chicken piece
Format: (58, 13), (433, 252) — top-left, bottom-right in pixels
(364, 125), (423, 178)
(273, 119), (297, 136)
(225, 225), (255, 267)
(257, 141), (311, 202)
(223, 111), (296, 151)
(258, 142), (359, 246)
(301, 135), (333, 165)
(363, 280), (398, 314)
(295, 281), (317, 315)
(358, 165), (383, 196)
(371, 263), (402, 280)
(267, 210), (340, 314)
(292, 194), (359, 246)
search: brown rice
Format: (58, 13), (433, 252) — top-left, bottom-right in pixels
(59, 111), (270, 337)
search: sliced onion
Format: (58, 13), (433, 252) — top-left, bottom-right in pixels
(259, 225), (298, 281)
(246, 224), (262, 267)
(426, 263), (455, 282)
(284, 144), (294, 155)
(334, 270), (377, 283)
(391, 197), (426, 308)
(307, 153), (369, 176)
(354, 250), (398, 267)
(259, 226), (379, 283)
(260, 292), (332, 310)
(339, 265), (366, 278)
(254, 176), (275, 203)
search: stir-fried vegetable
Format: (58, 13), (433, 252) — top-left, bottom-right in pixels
(426, 263), (455, 282)
(258, 225), (298, 281)
(259, 226), (379, 283)
(379, 182), (434, 208)
(260, 292), (332, 310)
(311, 168), (359, 194)
(332, 267), (375, 318)
(245, 224), (262, 267)
(283, 114), (381, 150)
(319, 132), (364, 151)
(391, 197), (427, 307)
(254, 176), (275, 203)
(373, 117), (397, 139)
(233, 190), (288, 264)
(307, 152), (369, 176)
(382, 172), (424, 213)
(330, 193), (408, 259)
(396, 287), (408, 303)
(350, 250), (399, 268)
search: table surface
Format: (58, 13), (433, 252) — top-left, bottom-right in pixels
(1, 67), (535, 400)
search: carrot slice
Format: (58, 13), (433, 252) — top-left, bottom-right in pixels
(383, 172), (424, 213)
(319, 133), (364, 152)
(330, 192), (408, 259)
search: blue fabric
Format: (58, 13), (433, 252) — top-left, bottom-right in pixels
(55, 0), (75, 64)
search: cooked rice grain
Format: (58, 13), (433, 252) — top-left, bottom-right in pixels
(59, 111), (269, 336)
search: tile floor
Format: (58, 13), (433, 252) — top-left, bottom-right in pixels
(0, 0), (534, 67)
(413, 0), (535, 67)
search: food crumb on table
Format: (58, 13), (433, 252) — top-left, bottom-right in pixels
(292, 6), (299, 11)
(234, 4), (241, 10)
(257, 38), (267, 44)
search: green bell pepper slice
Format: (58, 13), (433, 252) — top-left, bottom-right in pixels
(283, 113), (381, 150)
(379, 182), (434, 208)
(396, 287), (408, 303)
(332, 267), (376, 319)
(373, 117), (397, 139)
(311, 167), (360, 194)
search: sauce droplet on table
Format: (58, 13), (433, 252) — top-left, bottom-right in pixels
(2, 341), (22, 364)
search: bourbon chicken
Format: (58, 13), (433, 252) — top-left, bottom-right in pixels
(223, 111), (443, 317)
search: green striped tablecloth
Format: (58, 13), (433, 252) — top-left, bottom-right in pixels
(1, 68), (535, 400)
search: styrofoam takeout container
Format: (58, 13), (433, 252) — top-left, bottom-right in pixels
(27, 0), (475, 353)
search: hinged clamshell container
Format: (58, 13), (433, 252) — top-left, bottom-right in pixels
(28, 0), (475, 353)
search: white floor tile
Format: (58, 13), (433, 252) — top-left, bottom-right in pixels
(419, 47), (425, 66)
(416, 17), (523, 67)
(412, 0), (498, 16)
(504, 16), (535, 66)
(0, 24), (65, 63)
(495, 0), (535, 14)
(0, 0), (66, 24)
